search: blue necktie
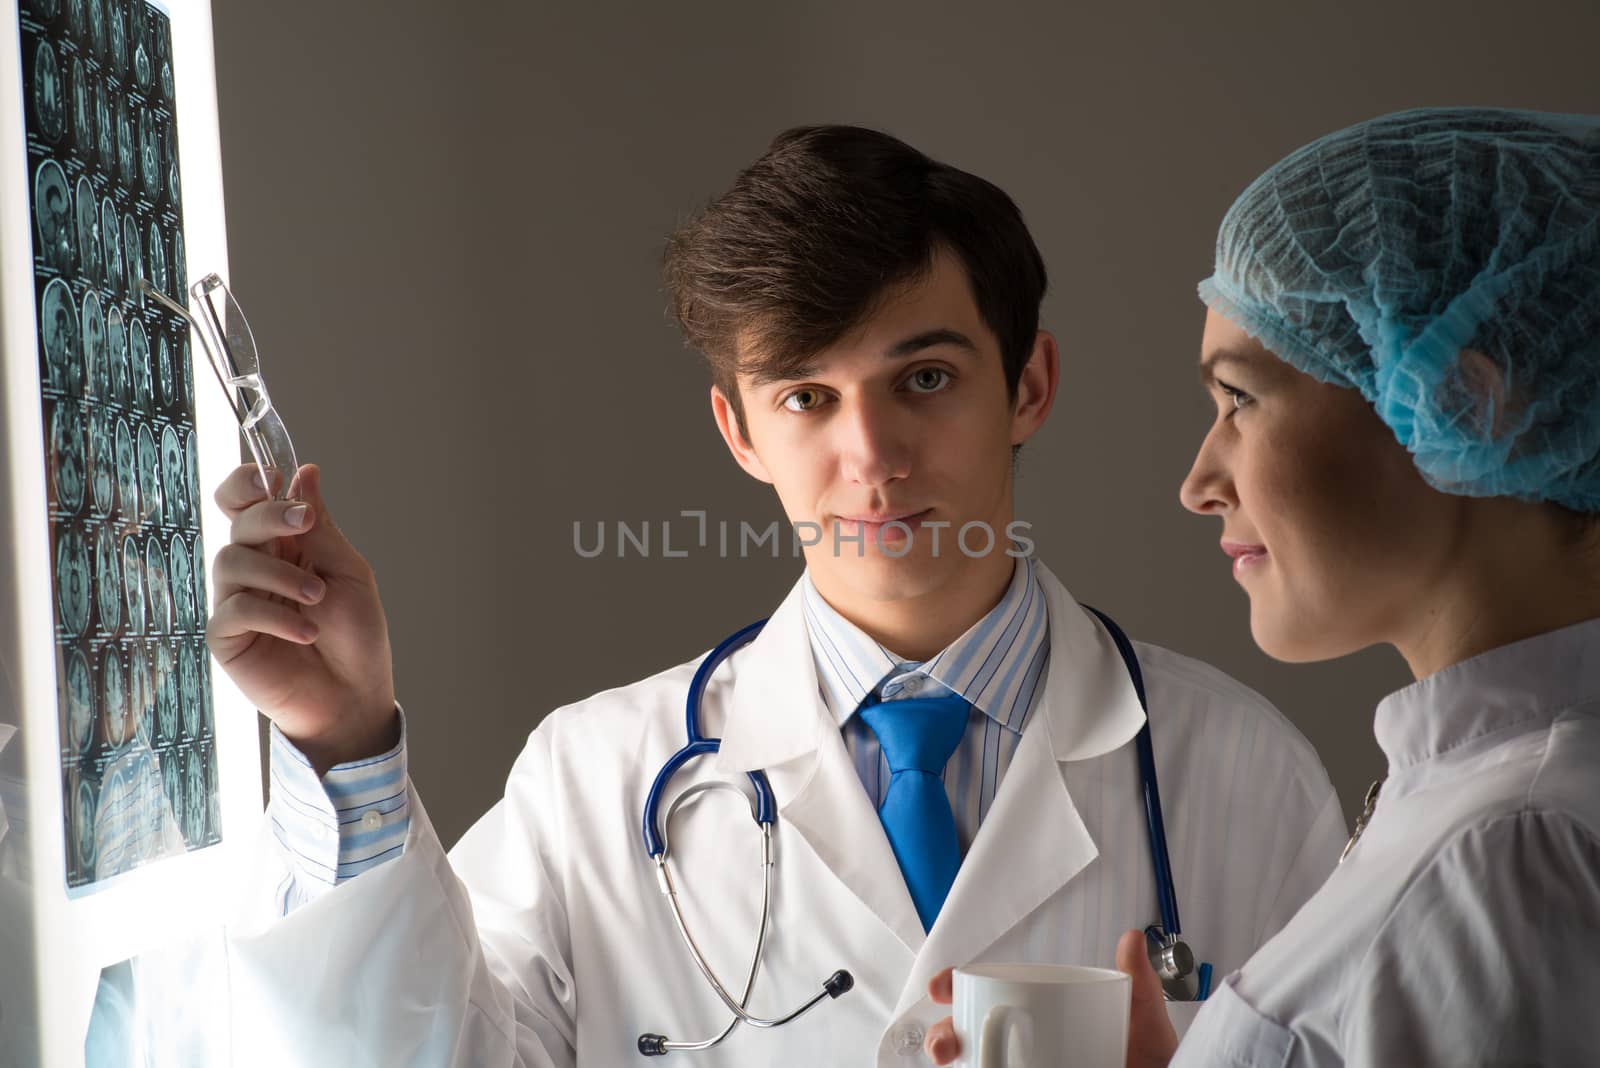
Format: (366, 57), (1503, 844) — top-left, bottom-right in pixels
(858, 692), (971, 932)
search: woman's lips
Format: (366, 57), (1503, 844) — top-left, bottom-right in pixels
(1221, 540), (1268, 580)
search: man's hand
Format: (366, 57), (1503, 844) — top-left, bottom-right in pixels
(1116, 929), (1179, 1068)
(921, 936), (1180, 1068)
(923, 968), (960, 1065)
(206, 463), (398, 774)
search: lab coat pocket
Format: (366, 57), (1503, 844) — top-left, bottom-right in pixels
(1164, 998), (1205, 1042)
(1171, 976), (1295, 1068)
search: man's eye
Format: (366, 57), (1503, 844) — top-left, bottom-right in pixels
(906, 368), (951, 393)
(782, 388), (825, 412)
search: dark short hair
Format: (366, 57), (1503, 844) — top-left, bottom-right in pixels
(664, 125), (1047, 436)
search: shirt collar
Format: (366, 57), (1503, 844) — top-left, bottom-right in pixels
(1374, 614), (1600, 773)
(801, 555), (1049, 733)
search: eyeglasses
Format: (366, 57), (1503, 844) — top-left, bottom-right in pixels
(138, 274), (300, 501)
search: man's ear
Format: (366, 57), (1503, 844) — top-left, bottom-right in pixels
(1010, 329), (1061, 446)
(711, 385), (774, 483)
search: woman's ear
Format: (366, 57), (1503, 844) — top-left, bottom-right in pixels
(1455, 348), (1517, 440)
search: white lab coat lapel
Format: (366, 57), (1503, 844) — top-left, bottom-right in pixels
(896, 564), (1148, 1015)
(713, 582), (927, 952)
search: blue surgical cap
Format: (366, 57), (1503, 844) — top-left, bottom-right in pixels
(1198, 107), (1600, 512)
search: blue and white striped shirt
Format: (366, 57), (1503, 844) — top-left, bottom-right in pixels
(804, 555), (1050, 853)
(269, 558), (1048, 902)
(268, 711), (410, 910)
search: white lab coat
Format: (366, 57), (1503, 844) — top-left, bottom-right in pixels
(1171, 615), (1600, 1067)
(225, 564), (1346, 1067)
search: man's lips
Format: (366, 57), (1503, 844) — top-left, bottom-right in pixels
(833, 509), (933, 538)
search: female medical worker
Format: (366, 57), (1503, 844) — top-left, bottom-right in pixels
(213, 126), (1347, 1067)
(923, 107), (1600, 1066)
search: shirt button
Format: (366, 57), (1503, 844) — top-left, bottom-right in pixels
(361, 809), (383, 831)
(882, 682), (903, 697)
(894, 1025), (925, 1054)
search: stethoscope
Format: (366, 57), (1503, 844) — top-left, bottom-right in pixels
(636, 608), (1210, 1057)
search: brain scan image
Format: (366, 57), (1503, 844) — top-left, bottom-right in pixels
(154, 319), (175, 405)
(41, 277), (79, 392)
(74, 775), (98, 874)
(132, 324), (154, 411)
(32, 40), (65, 146)
(161, 424), (184, 526)
(89, 410), (114, 517)
(100, 644), (127, 746)
(82, 289), (107, 398)
(75, 173), (99, 280)
(161, 750), (181, 823)
(107, 0), (126, 75)
(184, 748), (205, 845)
(130, 644), (152, 745)
(95, 523), (121, 634)
(122, 211), (142, 296)
(50, 398), (86, 514)
(140, 108), (160, 198)
(106, 303), (127, 402)
(129, 316), (151, 410)
(191, 535), (206, 620)
(64, 646), (94, 755)
(136, 421), (160, 525)
(157, 334), (176, 408)
(116, 96), (135, 191)
(156, 647), (178, 744)
(101, 196), (121, 294)
(169, 532), (193, 630)
(121, 534), (144, 637)
(56, 527), (91, 638)
(144, 537), (169, 633)
(185, 429), (200, 523)
(32, 0), (208, 890)
(95, 71), (114, 165)
(114, 416), (135, 520)
(34, 161), (72, 279)
(177, 642), (198, 736)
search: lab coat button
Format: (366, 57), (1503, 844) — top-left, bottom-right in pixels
(893, 1024), (924, 1054)
(361, 809), (383, 831)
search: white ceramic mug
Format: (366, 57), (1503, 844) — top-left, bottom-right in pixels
(953, 963), (1131, 1068)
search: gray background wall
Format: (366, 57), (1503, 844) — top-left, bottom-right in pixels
(210, 0), (1600, 847)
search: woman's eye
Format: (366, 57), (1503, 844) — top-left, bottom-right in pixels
(1220, 383), (1254, 412)
(906, 367), (951, 393)
(782, 388), (825, 412)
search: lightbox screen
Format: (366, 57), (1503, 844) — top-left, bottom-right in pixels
(19, 0), (218, 891)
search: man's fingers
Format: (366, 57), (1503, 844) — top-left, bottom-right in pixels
(212, 543), (327, 606)
(924, 1017), (960, 1065)
(285, 465), (368, 573)
(214, 463), (272, 519)
(928, 967), (954, 1005)
(207, 590), (319, 656)
(229, 496), (316, 548)
(1116, 928), (1180, 1068)
(1115, 929), (1164, 1008)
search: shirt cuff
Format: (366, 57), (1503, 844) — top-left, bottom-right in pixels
(267, 703), (410, 897)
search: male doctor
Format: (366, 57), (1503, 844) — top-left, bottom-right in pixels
(217, 126), (1346, 1066)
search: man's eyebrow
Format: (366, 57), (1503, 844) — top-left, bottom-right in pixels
(887, 328), (980, 360)
(745, 328), (980, 388)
